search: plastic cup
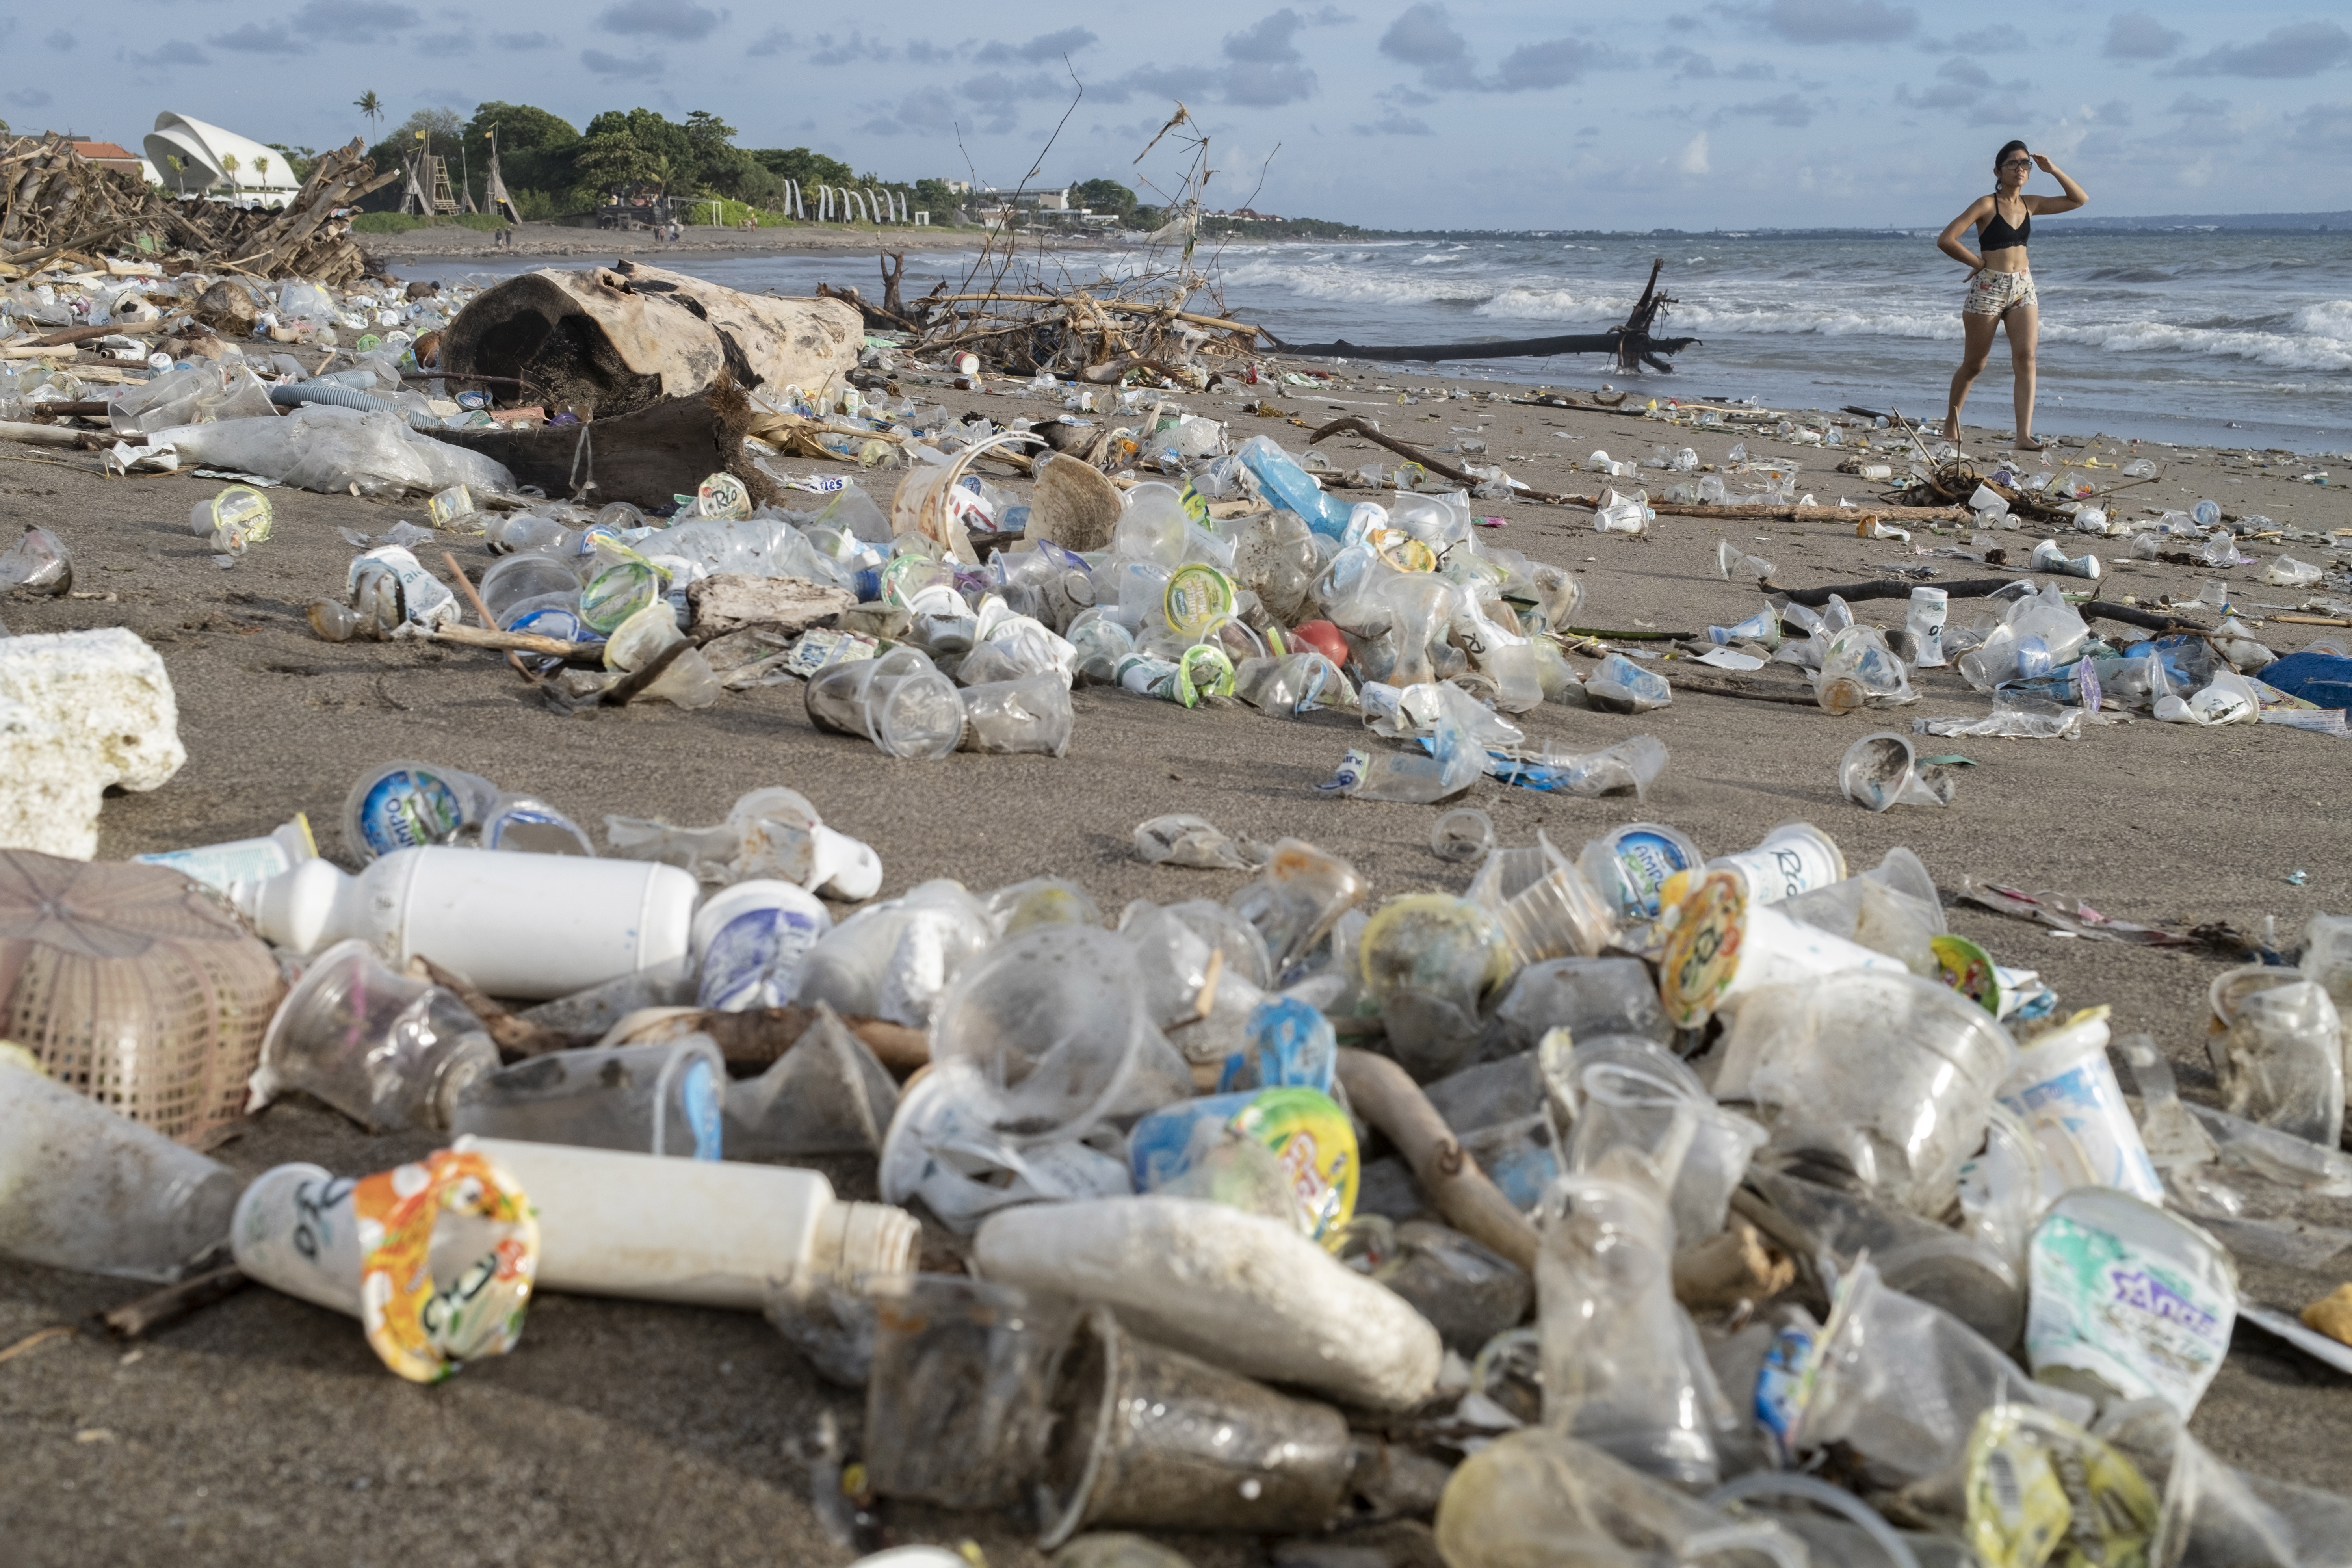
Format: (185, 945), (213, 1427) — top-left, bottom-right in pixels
(0, 1060), (239, 1283)
(863, 1274), (1080, 1509)
(1500, 957), (1673, 1047)
(342, 760), (496, 860)
(1906, 587), (1949, 667)
(450, 1038), (727, 1159)
(478, 551), (581, 622)
(1658, 868), (1907, 1029)
(1839, 732), (1955, 812)
(1037, 1304), (1356, 1548)
(1997, 1013), (2164, 1203)
(691, 879), (833, 1012)
(1431, 807), (1496, 863)
(1706, 821), (1847, 905)
(230, 1150), (538, 1384)
(806, 649), (964, 761)
(2205, 965), (2344, 1148)
(251, 938), (500, 1132)
(1715, 968), (2017, 1216)
(1578, 822), (1705, 927)
(1471, 833), (1618, 969)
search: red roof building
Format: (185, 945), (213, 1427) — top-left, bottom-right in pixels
(70, 141), (143, 178)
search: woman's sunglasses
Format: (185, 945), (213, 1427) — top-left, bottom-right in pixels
(2000, 157), (2033, 169)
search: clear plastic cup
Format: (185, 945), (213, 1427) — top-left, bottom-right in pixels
(479, 551), (582, 622)
(449, 1037), (726, 1159)
(864, 1274), (1080, 1508)
(1839, 732), (1956, 812)
(251, 939), (498, 1132)
(1038, 1304), (1357, 1548)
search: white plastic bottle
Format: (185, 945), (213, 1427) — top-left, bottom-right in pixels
(132, 814), (317, 895)
(453, 1135), (919, 1309)
(234, 845), (698, 1000)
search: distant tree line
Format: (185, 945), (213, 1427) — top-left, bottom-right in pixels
(355, 102), (1156, 229)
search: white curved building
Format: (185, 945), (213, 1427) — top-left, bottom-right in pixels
(143, 112), (302, 205)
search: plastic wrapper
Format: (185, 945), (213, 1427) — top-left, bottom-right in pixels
(155, 405), (514, 498)
(1585, 652), (1672, 713)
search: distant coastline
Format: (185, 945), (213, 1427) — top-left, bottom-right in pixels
(1348, 213), (2352, 240)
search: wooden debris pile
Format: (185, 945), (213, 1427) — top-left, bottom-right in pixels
(0, 135), (398, 283)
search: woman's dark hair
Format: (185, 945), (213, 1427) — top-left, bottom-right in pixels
(1994, 139), (2031, 181)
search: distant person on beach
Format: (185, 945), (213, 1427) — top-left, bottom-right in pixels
(1938, 140), (2087, 451)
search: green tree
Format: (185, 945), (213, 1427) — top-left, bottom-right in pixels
(751, 147), (856, 190)
(573, 126), (661, 197)
(219, 152), (240, 194)
(355, 90), (383, 139)
(269, 143), (320, 182)
(464, 101), (577, 153)
(1074, 178), (1138, 220)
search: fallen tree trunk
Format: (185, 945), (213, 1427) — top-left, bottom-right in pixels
(1278, 258), (1700, 375)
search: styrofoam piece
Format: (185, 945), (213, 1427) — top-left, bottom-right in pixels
(0, 628), (185, 858)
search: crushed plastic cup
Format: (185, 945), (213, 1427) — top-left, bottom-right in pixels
(929, 925), (1193, 1144)
(1906, 586), (1949, 667)
(1469, 833), (1619, 970)
(1037, 1304), (1358, 1547)
(2205, 965), (2345, 1149)
(1816, 624), (1915, 713)
(1711, 967), (2015, 1214)
(1438, 1429), (1797, 1568)
(230, 1149), (538, 1384)
(1537, 1172), (1720, 1487)
(1997, 1010), (2164, 1202)
(2026, 1187), (2237, 1419)
(451, 1037), (726, 1159)
(1230, 839), (1368, 979)
(247, 938), (499, 1132)
(1569, 1061), (1768, 1242)
(1500, 958), (1672, 1047)
(0, 522), (71, 597)
(0, 1055), (239, 1282)
(1585, 653), (1671, 713)
(1359, 893), (1509, 1080)
(2029, 537), (2101, 580)
(862, 1274), (1080, 1509)
(1840, 732), (1955, 812)
(188, 485), (273, 558)
(1794, 1258), (2090, 1488)
(692, 879), (832, 1011)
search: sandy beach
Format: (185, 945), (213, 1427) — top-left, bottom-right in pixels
(1, 347), (2349, 1563)
(359, 219), (1006, 267)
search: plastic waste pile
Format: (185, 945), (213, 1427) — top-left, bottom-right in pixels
(2, 271), (521, 497)
(10, 775), (2352, 1565)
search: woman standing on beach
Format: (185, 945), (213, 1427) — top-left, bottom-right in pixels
(1939, 141), (2087, 451)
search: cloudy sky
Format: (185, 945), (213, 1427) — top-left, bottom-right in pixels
(7, 0), (2350, 229)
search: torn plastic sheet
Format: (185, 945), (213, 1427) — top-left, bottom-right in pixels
(1958, 880), (2276, 960)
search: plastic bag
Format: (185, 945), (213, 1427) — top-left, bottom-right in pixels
(157, 405), (513, 498)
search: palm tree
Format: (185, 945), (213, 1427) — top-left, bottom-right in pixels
(220, 152), (240, 198)
(355, 90), (383, 140)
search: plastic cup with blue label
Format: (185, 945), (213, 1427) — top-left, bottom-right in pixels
(342, 760), (498, 861)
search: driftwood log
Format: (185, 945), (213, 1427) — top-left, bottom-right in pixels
(438, 260), (861, 421)
(1276, 259), (1700, 375)
(1336, 1047), (1541, 1272)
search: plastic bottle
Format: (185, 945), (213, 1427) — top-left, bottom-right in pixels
(234, 846), (699, 1000)
(132, 814), (317, 894)
(0, 1056), (239, 1282)
(1237, 434), (1354, 536)
(451, 1134), (921, 1310)
(451, 1038), (725, 1159)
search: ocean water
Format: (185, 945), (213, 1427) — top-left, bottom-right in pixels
(405, 227), (2352, 453)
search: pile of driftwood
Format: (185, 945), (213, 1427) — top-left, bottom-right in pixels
(825, 253), (1263, 386)
(0, 135), (396, 283)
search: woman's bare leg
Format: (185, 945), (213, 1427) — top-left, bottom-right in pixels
(1945, 310), (2000, 440)
(2004, 302), (2042, 448)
